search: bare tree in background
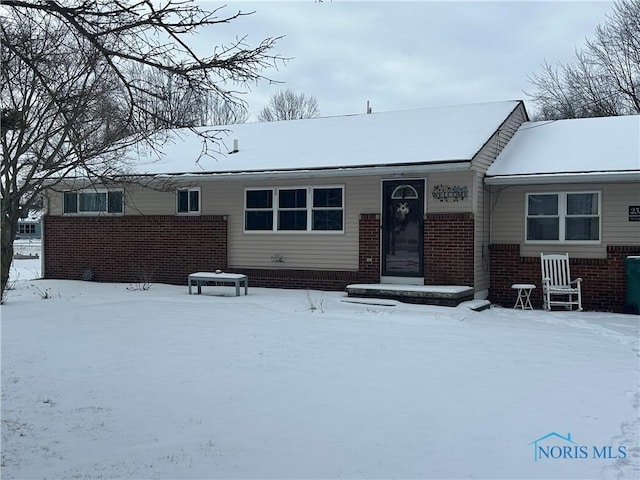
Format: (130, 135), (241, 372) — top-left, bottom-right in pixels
(127, 64), (205, 129)
(257, 89), (320, 121)
(1, 1), (283, 300)
(206, 96), (250, 125)
(128, 64), (250, 127)
(527, 0), (640, 120)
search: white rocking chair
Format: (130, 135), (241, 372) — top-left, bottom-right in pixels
(540, 253), (583, 311)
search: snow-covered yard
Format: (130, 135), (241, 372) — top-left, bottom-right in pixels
(2, 258), (639, 479)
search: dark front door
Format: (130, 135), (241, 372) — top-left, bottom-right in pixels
(382, 179), (425, 278)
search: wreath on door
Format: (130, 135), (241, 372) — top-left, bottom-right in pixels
(396, 201), (410, 221)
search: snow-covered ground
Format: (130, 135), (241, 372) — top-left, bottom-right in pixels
(11, 239), (41, 260)
(2, 258), (639, 479)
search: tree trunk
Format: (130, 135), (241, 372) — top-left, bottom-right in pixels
(1, 212), (17, 302)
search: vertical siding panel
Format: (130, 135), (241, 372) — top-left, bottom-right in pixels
(471, 103), (528, 292)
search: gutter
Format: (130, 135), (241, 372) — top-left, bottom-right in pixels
(485, 171), (640, 185)
(43, 160), (472, 185)
(126, 160), (472, 183)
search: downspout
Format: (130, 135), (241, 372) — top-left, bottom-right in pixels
(488, 183), (494, 246)
(40, 193), (49, 279)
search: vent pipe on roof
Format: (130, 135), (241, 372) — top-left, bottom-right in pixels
(229, 139), (239, 154)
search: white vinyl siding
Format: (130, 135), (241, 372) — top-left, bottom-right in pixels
(490, 182), (640, 258)
(471, 103), (527, 173)
(471, 102), (528, 292)
(426, 171), (474, 213)
(232, 178), (375, 270)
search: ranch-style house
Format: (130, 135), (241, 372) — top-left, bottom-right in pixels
(41, 100), (640, 311)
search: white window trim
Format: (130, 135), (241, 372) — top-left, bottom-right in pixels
(277, 187), (308, 232)
(244, 187), (274, 231)
(63, 189), (124, 216)
(311, 187), (344, 232)
(525, 191), (601, 244)
(18, 223), (36, 234)
(244, 185), (345, 234)
(176, 187), (201, 215)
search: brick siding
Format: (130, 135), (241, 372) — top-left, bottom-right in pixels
(44, 215), (227, 285)
(44, 212), (481, 293)
(424, 213), (475, 286)
(489, 243), (639, 312)
(358, 214), (381, 284)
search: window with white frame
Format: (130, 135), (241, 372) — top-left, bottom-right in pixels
(278, 188), (307, 230)
(245, 186), (344, 233)
(18, 223), (36, 235)
(526, 192), (600, 242)
(176, 187), (200, 214)
(63, 190), (124, 214)
(312, 187), (344, 231)
(245, 189), (273, 230)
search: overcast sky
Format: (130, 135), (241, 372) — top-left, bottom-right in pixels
(199, 0), (615, 120)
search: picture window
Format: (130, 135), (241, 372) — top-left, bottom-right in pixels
(245, 186), (344, 233)
(63, 190), (123, 215)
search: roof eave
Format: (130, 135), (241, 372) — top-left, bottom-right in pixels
(484, 171), (640, 185)
(151, 160), (472, 182)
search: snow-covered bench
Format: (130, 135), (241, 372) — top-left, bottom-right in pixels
(188, 272), (248, 296)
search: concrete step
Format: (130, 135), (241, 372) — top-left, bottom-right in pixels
(345, 284), (474, 307)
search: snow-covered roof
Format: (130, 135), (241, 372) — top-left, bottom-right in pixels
(129, 100), (522, 176)
(18, 211), (42, 222)
(486, 115), (640, 184)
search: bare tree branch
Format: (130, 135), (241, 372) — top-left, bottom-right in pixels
(0, 0), (286, 299)
(526, 0), (640, 120)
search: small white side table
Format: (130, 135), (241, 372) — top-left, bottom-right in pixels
(511, 284), (536, 310)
